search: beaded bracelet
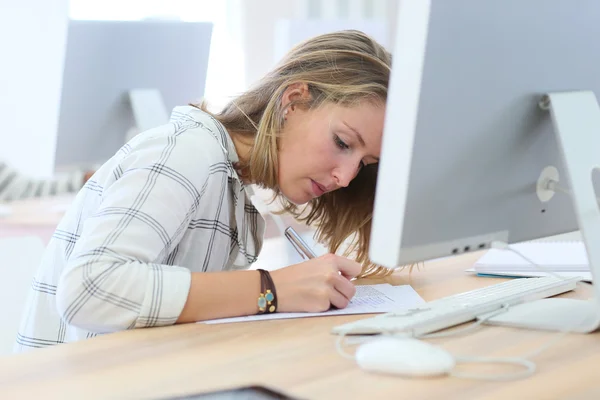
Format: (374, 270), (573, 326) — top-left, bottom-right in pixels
(257, 269), (277, 314)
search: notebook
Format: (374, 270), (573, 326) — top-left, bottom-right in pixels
(466, 241), (593, 281)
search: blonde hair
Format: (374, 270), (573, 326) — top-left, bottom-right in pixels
(197, 30), (393, 278)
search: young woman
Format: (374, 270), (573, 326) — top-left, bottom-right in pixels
(15, 30), (392, 352)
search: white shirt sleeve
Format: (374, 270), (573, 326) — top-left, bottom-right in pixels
(55, 130), (215, 333)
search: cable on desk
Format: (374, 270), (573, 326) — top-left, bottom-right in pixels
(335, 241), (594, 381)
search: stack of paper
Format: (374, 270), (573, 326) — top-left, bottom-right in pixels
(466, 241), (592, 281)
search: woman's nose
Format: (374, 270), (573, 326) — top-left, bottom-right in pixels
(332, 162), (358, 188)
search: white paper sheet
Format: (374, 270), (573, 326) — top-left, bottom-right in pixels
(0, 205), (12, 217)
(465, 268), (592, 281)
(202, 284), (425, 324)
(474, 242), (589, 271)
(468, 241), (593, 281)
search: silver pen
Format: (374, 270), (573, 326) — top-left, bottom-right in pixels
(284, 226), (317, 260)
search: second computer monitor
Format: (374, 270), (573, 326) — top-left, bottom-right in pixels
(55, 20), (213, 167)
(370, 0), (600, 267)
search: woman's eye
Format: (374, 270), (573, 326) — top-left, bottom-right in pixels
(334, 135), (350, 150)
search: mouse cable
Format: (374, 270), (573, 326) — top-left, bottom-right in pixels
(335, 241), (593, 381)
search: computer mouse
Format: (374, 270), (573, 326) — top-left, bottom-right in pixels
(355, 337), (455, 378)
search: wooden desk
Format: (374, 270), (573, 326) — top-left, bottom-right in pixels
(0, 253), (598, 399)
(0, 196), (73, 243)
(0, 195), (73, 226)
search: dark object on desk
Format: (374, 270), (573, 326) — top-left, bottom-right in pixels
(160, 385), (300, 400)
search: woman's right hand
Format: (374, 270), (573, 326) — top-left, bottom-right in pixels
(269, 253), (362, 313)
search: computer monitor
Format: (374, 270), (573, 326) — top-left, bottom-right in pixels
(370, 0), (600, 331)
(54, 20), (213, 168)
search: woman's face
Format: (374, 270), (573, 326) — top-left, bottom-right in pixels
(278, 93), (385, 205)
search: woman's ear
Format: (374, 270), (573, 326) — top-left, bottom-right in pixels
(281, 82), (310, 113)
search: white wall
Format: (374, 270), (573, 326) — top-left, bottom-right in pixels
(239, 0), (296, 88)
(0, 0), (69, 178)
(273, 19), (391, 65)
(239, 0), (397, 89)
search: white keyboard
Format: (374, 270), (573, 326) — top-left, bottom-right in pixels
(332, 276), (581, 336)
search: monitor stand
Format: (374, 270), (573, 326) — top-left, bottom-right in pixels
(128, 88), (169, 134)
(484, 91), (600, 333)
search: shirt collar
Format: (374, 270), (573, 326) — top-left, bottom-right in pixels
(169, 106), (239, 165)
